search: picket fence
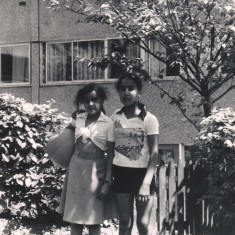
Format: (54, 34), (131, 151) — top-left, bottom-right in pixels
(154, 144), (231, 235)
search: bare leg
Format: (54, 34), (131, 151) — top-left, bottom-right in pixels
(115, 193), (134, 235)
(136, 196), (155, 235)
(71, 223), (83, 235)
(88, 224), (101, 235)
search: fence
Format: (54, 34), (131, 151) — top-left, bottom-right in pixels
(155, 144), (231, 235)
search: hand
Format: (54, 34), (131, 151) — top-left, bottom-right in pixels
(136, 184), (150, 203)
(97, 182), (111, 199)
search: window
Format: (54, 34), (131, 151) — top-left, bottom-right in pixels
(108, 38), (141, 79)
(149, 39), (179, 79)
(44, 38), (177, 83)
(73, 40), (105, 81)
(0, 44), (30, 84)
(44, 39), (141, 83)
(46, 42), (72, 82)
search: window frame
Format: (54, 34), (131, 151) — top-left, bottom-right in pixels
(0, 43), (31, 86)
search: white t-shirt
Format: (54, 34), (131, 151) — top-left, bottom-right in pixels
(110, 109), (159, 168)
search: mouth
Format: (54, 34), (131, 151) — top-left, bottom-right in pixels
(87, 107), (95, 111)
(122, 96), (130, 101)
(122, 98), (131, 103)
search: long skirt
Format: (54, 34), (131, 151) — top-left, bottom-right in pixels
(59, 152), (118, 225)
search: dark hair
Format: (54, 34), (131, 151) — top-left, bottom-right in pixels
(115, 73), (143, 91)
(74, 83), (107, 113)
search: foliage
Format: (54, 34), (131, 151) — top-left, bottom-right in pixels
(0, 93), (69, 219)
(199, 107), (235, 148)
(190, 107), (235, 231)
(44, 0), (235, 123)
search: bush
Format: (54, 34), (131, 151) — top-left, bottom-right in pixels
(194, 107), (235, 231)
(0, 93), (70, 219)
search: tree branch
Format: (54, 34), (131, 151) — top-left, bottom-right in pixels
(212, 84), (235, 103)
(151, 80), (200, 131)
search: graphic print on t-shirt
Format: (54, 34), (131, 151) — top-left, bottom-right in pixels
(114, 120), (144, 161)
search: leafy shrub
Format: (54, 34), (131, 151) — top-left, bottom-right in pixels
(194, 107), (235, 232)
(0, 93), (70, 219)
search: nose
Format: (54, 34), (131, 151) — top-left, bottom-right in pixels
(88, 100), (94, 106)
(124, 88), (130, 95)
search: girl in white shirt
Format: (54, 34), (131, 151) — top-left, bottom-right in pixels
(111, 73), (160, 235)
(60, 83), (117, 235)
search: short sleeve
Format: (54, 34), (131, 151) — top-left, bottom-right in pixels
(107, 120), (115, 142)
(70, 118), (76, 127)
(145, 113), (159, 135)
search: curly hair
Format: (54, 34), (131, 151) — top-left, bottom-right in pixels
(74, 83), (107, 113)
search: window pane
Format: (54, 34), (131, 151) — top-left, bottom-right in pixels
(47, 43), (72, 82)
(73, 40), (105, 81)
(108, 39), (141, 79)
(0, 45), (29, 83)
(149, 39), (179, 78)
(166, 48), (180, 77)
(149, 39), (165, 78)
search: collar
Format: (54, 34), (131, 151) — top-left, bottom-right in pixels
(116, 103), (147, 121)
(77, 111), (109, 122)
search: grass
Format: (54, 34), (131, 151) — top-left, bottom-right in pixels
(0, 211), (119, 235)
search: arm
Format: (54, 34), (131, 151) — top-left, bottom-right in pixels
(65, 109), (86, 129)
(97, 141), (115, 199)
(104, 141), (115, 182)
(138, 134), (159, 201)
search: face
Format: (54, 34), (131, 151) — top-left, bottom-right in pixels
(83, 90), (104, 116)
(118, 78), (140, 107)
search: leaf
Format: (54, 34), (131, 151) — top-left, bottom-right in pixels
(2, 136), (13, 142)
(25, 178), (32, 187)
(0, 199), (7, 209)
(31, 155), (38, 163)
(20, 210), (30, 218)
(27, 131), (34, 138)
(27, 137), (37, 149)
(16, 121), (23, 128)
(2, 154), (10, 162)
(31, 180), (38, 187)
(16, 178), (24, 186)
(16, 138), (27, 149)
(83, 6), (93, 13)
(42, 158), (49, 164)
(30, 173), (39, 180)
(1, 144), (8, 154)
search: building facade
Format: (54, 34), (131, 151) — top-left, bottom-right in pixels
(0, 0), (234, 145)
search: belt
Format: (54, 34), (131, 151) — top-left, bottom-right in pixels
(75, 150), (105, 160)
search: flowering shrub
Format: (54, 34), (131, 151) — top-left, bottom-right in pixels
(196, 107), (235, 231)
(199, 107), (235, 149)
(0, 93), (70, 219)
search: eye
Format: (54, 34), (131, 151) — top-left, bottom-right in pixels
(127, 86), (135, 91)
(91, 97), (98, 102)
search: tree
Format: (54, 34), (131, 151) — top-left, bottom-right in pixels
(44, 0), (235, 129)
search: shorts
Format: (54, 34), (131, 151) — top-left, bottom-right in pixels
(112, 165), (156, 195)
